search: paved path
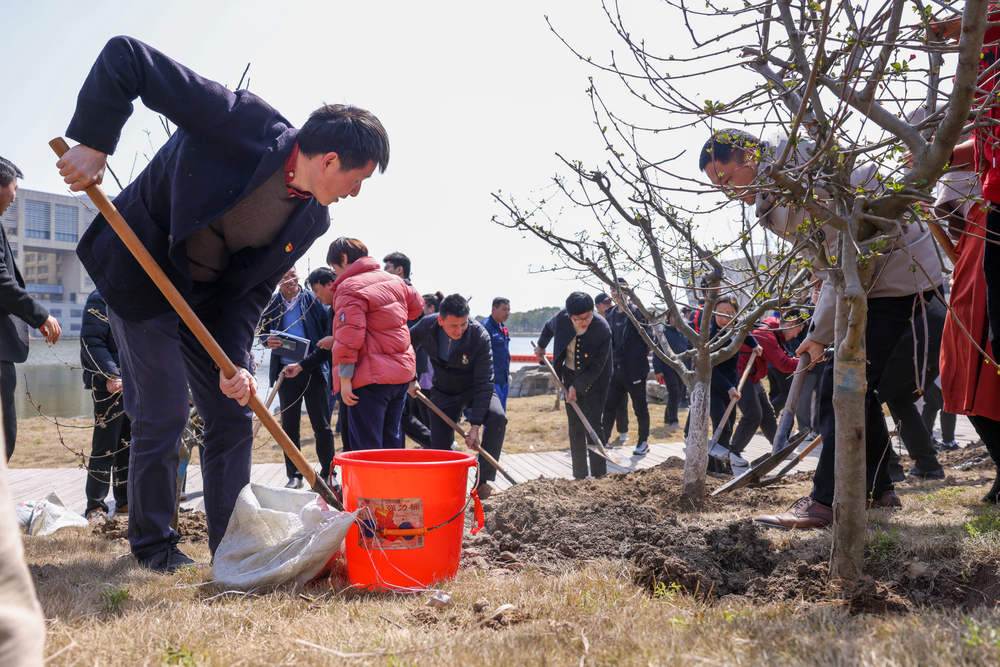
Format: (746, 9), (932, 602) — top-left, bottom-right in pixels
(8, 416), (979, 516)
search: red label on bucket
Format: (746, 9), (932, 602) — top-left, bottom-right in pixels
(357, 497), (424, 550)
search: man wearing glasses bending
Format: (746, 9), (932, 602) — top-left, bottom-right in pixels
(535, 292), (613, 479)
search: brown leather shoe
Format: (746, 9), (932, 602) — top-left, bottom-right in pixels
(867, 490), (902, 509)
(755, 497), (833, 530)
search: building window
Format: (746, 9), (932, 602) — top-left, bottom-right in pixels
(71, 309), (83, 318)
(25, 267), (34, 276)
(24, 201), (50, 240)
(49, 309), (61, 317)
(37, 253), (48, 261)
(70, 323), (81, 332)
(24, 253), (34, 263)
(55, 204), (79, 242)
(38, 266), (48, 275)
(84, 276), (93, 285)
(8, 243), (16, 259)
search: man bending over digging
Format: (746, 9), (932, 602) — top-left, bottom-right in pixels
(409, 294), (507, 500)
(57, 36), (389, 572)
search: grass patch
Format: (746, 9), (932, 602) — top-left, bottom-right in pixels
(964, 510), (1000, 538)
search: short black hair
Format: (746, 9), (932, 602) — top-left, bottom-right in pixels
(307, 266), (336, 287)
(565, 291), (594, 317)
(439, 294), (470, 319)
(0, 156), (24, 188)
(595, 292), (610, 305)
(492, 297), (510, 309)
(382, 252), (411, 279)
(327, 237), (369, 266)
(298, 104), (390, 174)
(698, 128), (761, 173)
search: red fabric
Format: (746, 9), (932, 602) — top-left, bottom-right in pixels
(330, 257), (425, 392)
(737, 317), (799, 383)
(284, 142), (313, 200)
(975, 9), (1000, 200)
(940, 205), (1000, 420)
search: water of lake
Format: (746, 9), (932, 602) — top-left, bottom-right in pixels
(14, 335), (540, 419)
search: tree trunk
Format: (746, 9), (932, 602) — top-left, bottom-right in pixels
(829, 269), (869, 583)
(681, 355), (713, 500)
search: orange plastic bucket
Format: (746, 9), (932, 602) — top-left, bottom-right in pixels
(335, 449), (479, 590)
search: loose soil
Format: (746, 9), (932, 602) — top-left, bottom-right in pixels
(464, 456), (1000, 614)
(93, 508), (209, 545)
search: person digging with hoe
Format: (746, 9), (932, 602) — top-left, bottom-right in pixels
(56, 36), (389, 572)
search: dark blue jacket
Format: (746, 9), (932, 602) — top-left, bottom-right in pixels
(68, 36), (330, 370)
(537, 310), (612, 395)
(258, 289), (332, 387)
(652, 324), (691, 375)
(606, 303), (653, 382)
(410, 316), (495, 425)
(481, 316), (511, 386)
(80, 290), (120, 390)
(709, 317), (758, 394)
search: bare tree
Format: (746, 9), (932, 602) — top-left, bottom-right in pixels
(496, 0), (990, 583)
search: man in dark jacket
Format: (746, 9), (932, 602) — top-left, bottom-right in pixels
(481, 297), (512, 410)
(653, 312), (691, 429)
(409, 294), (506, 499)
(536, 292), (613, 479)
(57, 37), (389, 572)
(80, 289), (131, 522)
(258, 266), (334, 489)
(0, 157), (61, 461)
(602, 281), (653, 456)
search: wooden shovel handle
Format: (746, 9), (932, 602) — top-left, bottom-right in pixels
(50, 137), (343, 511)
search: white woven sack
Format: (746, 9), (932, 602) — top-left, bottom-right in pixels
(212, 483), (356, 590)
(25, 491), (90, 535)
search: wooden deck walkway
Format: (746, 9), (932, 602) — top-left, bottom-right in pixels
(7, 415), (978, 516)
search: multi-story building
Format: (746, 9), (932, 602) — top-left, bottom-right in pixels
(0, 187), (98, 337)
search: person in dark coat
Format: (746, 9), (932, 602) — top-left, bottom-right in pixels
(56, 36), (389, 572)
(653, 312), (691, 429)
(481, 297), (512, 410)
(536, 292), (613, 479)
(258, 266), (334, 489)
(80, 289), (131, 521)
(409, 294), (506, 499)
(602, 281), (654, 456)
(0, 156), (61, 461)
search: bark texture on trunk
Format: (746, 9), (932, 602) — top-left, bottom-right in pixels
(829, 268), (869, 583)
(682, 362), (712, 500)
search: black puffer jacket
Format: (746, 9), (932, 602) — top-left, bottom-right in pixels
(410, 316), (495, 425)
(80, 290), (120, 390)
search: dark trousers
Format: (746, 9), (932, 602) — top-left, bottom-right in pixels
(795, 362), (826, 432)
(426, 387), (506, 483)
(109, 309), (252, 558)
(602, 371), (649, 443)
(277, 367), (334, 482)
(1, 361), (15, 461)
(614, 394), (628, 434)
(968, 414), (1000, 467)
(401, 394), (432, 448)
(810, 292), (931, 506)
(347, 382), (408, 450)
(563, 368), (608, 479)
(730, 382), (777, 455)
(85, 387), (132, 513)
(683, 387), (734, 448)
(921, 382), (956, 442)
(884, 398), (942, 472)
(662, 367), (681, 424)
(338, 400), (352, 452)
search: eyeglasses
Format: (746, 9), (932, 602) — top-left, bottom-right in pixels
(570, 313), (594, 324)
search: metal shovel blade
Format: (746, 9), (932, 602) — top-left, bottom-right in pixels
(711, 432), (806, 496)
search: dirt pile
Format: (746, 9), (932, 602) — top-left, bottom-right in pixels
(93, 508), (209, 545)
(465, 458), (922, 609)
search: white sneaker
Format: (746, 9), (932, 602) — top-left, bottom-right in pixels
(633, 441), (649, 455)
(730, 452), (749, 476)
(617, 432), (629, 445)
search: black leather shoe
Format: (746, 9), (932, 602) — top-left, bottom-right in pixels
(285, 477), (305, 489)
(138, 544), (196, 574)
(908, 464), (945, 480)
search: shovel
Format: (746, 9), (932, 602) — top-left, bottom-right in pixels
(413, 390), (517, 486)
(532, 341), (630, 467)
(770, 351), (815, 453)
(748, 434), (823, 487)
(707, 347), (759, 461)
(711, 429), (811, 495)
(252, 374), (284, 440)
(51, 137), (344, 512)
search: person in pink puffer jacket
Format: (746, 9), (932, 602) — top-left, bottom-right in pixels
(327, 237), (424, 449)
